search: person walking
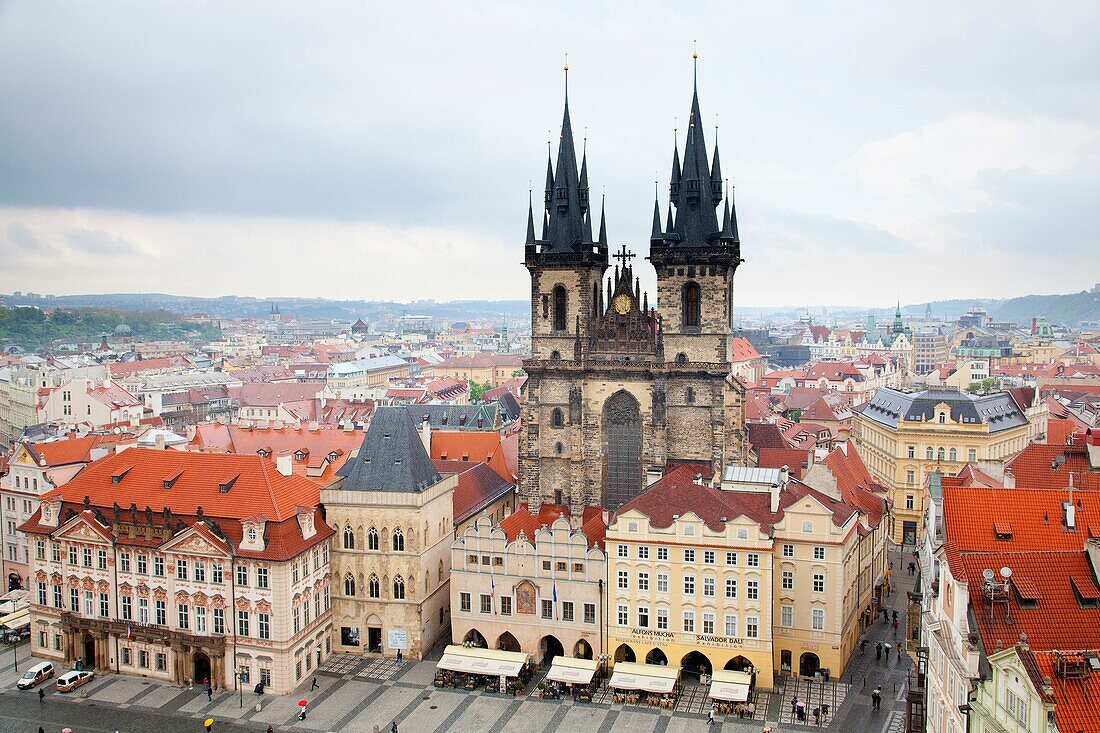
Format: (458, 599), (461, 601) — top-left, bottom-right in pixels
(898, 644), (904, 661)
(391, 721), (398, 733)
(872, 686), (882, 711)
(876, 642), (882, 660)
(892, 618), (899, 639)
(396, 649), (403, 664)
(206, 682), (213, 701)
(267, 727), (274, 733)
(311, 676), (318, 691)
(791, 696), (798, 715)
(708, 705), (716, 726)
(38, 688), (44, 704)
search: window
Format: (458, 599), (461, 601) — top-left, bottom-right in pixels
(656, 608), (668, 630)
(69, 588), (78, 612)
(343, 526), (355, 549)
(139, 650), (149, 668)
(926, 447), (934, 460)
(1006, 689), (1028, 724)
(616, 544), (628, 558)
(53, 584), (62, 608)
(541, 599), (553, 619)
(237, 610), (250, 637)
(682, 611), (695, 633)
(196, 606), (207, 633)
(782, 570), (794, 590)
(121, 647), (132, 666)
(703, 577), (715, 597)
(703, 550), (715, 565)
(551, 408), (563, 427)
(194, 562), (206, 583)
(906, 469), (916, 485)
(500, 596), (513, 616)
(260, 667), (272, 687)
(236, 565), (247, 586)
(256, 567), (269, 589)
(617, 570), (628, 589)
(99, 592), (109, 617)
(37, 582), (46, 606)
(682, 282), (701, 328)
(802, 520), (813, 534)
(937, 447), (946, 461)
(583, 603), (595, 624)
(685, 387), (695, 404)
(177, 559), (188, 580)
(907, 445), (915, 459)
(684, 549), (695, 563)
(813, 573), (825, 593)
(617, 604), (628, 626)
(657, 547), (668, 561)
(211, 563), (223, 584)
(137, 554), (148, 575)
(725, 578), (737, 598)
(96, 549), (107, 570)
(746, 616), (758, 638)
(82, 548), (92, 567)
(258, 613), (270, 640)
(154, 556), (165, 577)
(637, 572), (649, 591)
(637, 545), (649, 560)
(813, 546), (825, 560)
(747, 580), (759, 600)
(724, 615), (738, 636)
(68, 546), (77, 565)
(552, 285), (567, 331)
(702, 612), (715, 635)
(343, 573), (356, 596)
(781, 544), (794, 558)
(138, 598), (149, 624)
(657, 573), (669, 593)
(637, 606), (648, 627)
(968, 448), (977, 462)
(938, 412), (946, 424)
(392, 575), (405, 600)
(51, 543), (61, 563)
(480, 594), (492, 614)
(178, 605), (189, 629)
(780, 604), (793, 627)
(155, 600), (166, 626)
(368, 574), (380, 598)
(812, 608), (825, 630)
(459, 592), (471, 612)
(949, 448), (958, 462)
(35, 540), (45, 561)
(726, 551), (738, 565)
(683, 576), (695, 595)
(392, 528), (404, 551)
(906, 494), (915, 510)
(213, 607), (225, 635)
(542, 560), (552, 571)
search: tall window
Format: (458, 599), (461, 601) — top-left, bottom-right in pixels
(392, 529), (405, 552)
(367, 527), (378, 551)
(552, 285), (567, 331)
(393, 575), (405, 600)
(343, 573), (356, 597)
(343, 526), (355, 549)
(551, 408), (564, 427)
(681, 281), (701, 328)
(368, 573), (380, 598)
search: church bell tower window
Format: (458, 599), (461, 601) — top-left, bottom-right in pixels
(682, 282), (701, 328)
(553, 286), (567, 331)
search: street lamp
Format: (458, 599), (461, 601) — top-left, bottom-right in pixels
(239, 668), (246, 708)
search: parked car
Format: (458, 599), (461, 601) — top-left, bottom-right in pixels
(56, 669), (94, 692)
(16, 662), (55, 689)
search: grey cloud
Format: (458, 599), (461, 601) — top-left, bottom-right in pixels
(2, 222), (53, 254)
(63, 228), (139, 255)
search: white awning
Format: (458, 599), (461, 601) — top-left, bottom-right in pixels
(546, 656), (598, 685)
(0, 608), (30, 630)
(708, 669), (753, 702)
(608, 661), (679, 693)
(436, 645), (528, 677)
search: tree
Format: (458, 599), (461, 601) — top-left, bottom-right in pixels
(469, 380), (492, 402)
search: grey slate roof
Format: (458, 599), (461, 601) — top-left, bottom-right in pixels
(404, 399), (515, 431)
(859, 388), (1028, 434)
(336, 406), (441, 492)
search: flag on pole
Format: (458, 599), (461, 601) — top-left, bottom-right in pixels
(552, 583), (558, 620)
(127, 623), (132, 639)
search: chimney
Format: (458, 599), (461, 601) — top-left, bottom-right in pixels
(420, 417), (431, 454)
(1065, 501), (1076, 529)
(275, 451), (293, 477)
(272, 419), (283, 430)
(308, 421), (319, 432)
(779, 465), (791, 487)
(1003, 467), (1015, 489)
(694, 473), (703, 486)
(155, 433), (166, 451)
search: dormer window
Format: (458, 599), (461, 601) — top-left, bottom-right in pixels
(938, 412), (946, 424)
(294, 451), (306, 461)
(247, 528), (257, 543)
(257, 450), (269, 458)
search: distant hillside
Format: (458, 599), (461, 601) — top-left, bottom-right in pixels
(914, 289), (1100, 326)
(0, 306), (220, 351)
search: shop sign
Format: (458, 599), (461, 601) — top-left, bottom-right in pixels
(388, 629), (408, 650)
(623, 628), (675, 642)
(800, 642), (819, 651)
(695, 634), (744, 648)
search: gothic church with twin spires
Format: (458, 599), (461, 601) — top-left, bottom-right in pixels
(518, 67), (747, 515)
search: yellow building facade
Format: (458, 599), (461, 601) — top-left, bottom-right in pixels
(854, 387), (1031, 544)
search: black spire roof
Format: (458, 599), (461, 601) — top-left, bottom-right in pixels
(526, 70), (607, 267)
(651, 62), (738, 255)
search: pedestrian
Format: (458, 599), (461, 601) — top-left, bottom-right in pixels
(813, 706), (821, 725)
(38, 727), (44, 733)
(311, 676), (318, 691)
(38, 688), (44, 704)
(872, 686), (881, 711)
(708, 705), (716, 725)
(860, 638), (867, 656)
(298, 707), (307, 721)
(791, 696), (798, 714)
(876, 642), (882, 660)
(892, 619), (899, 639)
(205, 721), (213, 733)
(893, 610), (899, 622)
(898, 644), (903, 661)
(392, 721), (399, 733)
(267, 727), (274, 733)
(396, 649), (403, 664)
(206, 682), (213, 701)
(821, 702), (829, 720)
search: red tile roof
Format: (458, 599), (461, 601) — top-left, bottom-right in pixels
(1004, 437), (1100, 491)
(436, 354), (524, 369)
(1031, 651), (1100, 733)
(108, 357), (192, 378)
(429, 430), (516, 481)
(943, 486), (1095, 553)
(26, 435), (117, 467)
(433, 460), (514, 525)
(189, 423), (362, 485)
(498, 503), (605, 548)
(820, 444), (887, 524)
(233, 382), (323, 407)
(729, 337), (761, 362)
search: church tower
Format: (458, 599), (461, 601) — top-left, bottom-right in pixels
(519, 63), (746, 517)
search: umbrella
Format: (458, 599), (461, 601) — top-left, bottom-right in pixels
(204, 719), (214, 727)
(298, 699), (308, 707)
(882, 643), (892, 650)
(62, 729), (72, 733)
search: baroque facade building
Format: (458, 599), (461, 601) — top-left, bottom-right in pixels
(518, 69), (746, 515)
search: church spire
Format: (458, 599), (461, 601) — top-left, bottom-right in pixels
(598, 194), (608, 249)
(651, 183), (663, 241)
(526, 190), (536, 245)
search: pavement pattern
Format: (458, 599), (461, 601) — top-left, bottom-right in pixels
(0, 546), (918, 733)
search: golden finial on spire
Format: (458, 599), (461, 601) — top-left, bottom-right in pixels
(693, 39), (698, 60)
(563, 52), (569, 102)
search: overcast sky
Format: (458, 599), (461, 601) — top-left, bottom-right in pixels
(1, 1), (1098, 308)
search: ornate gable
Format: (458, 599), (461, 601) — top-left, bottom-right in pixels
(55, 512), (111, 544)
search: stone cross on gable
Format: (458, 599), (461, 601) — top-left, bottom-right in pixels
(613, 244), (635, 269)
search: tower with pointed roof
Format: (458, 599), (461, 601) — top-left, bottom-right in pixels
(519, 59), (746, 516)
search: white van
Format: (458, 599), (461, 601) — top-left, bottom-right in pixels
(16, 661), (55, 689)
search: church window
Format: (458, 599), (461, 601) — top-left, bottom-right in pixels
(555, 442), (563, 455)
(392, 528), (405, 552)
(682, 282), (701, 328)
(343, 573), (355, 597)
(393, 575), (405, 600)
(342, 526), (354, 550)
(550, 351), (561, 361)
(551, 408), (564, 427)
(368, 573), (380, 598)
(676, 353), (688, 365)
(686, 387), (695, 404)
(367, 527), (378, 551)
(553, 286), (567, 331)
(604, 391), (642, 509)
(687, 266), (695, 278)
